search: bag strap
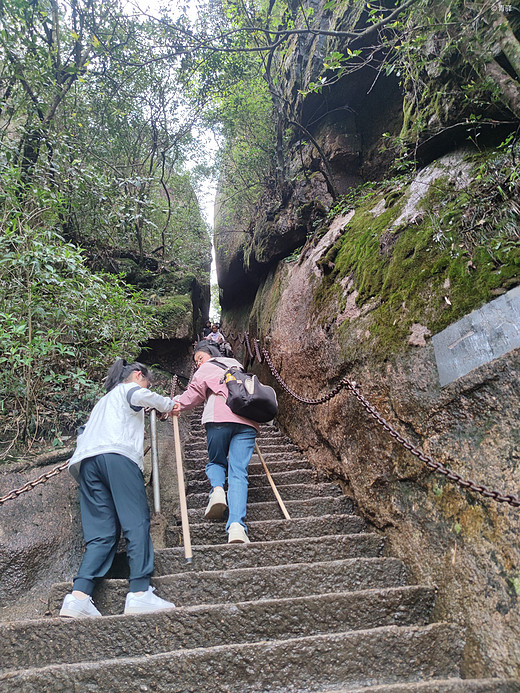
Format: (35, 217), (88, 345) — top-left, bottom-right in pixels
(210, 360), (229, 371)
(211, 359), (244, 373)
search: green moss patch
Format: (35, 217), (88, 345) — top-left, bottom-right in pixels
(313, 168), (520, 359)
(145, 294), (192, 337)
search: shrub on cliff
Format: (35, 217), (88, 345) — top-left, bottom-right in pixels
(0, 186), (157, 459)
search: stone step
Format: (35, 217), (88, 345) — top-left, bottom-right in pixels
(48, 554), (403, 615)
(183, 448), (304, 466)
(167, 513), (367, 545)
(183, 441), (300, 454)
(187, 494), (355, 522)
(185, 425), (288, 445)
(184, 457), (313, 481)
(186, 426), (286, 439)
(3, 586), (434, 673)
(183, 430), (291, 443)
(186, 468), (317, 493)
(158, 532), (384, 574)
(0, 623), (463, 693)
(186, 482), (342, 508)
(323, 680), (520, 692)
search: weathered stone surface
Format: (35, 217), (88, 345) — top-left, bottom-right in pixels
(327, 680), (520, 692)
(0, 586), (435, 673)
(175, 513), (366, 545)
(0, 623), (463, 693)
(217, 145), (520, 681)
(224, 290), (520, 681)
(0, 462), (82, 623)
(187, 494), (354, 522)
(2, 399), (514, 692)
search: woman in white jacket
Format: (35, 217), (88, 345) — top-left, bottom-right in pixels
(60, 359), (176, 619)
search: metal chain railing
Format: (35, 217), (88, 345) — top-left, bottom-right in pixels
(0, 460), (70, 505)
(341, 379), (520, 508)
(3, 333), (519, 508)
(262, 346), (346, 404)
(253, 339), (520, 509)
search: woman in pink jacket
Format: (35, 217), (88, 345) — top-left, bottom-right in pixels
(172, 341), (259, 544)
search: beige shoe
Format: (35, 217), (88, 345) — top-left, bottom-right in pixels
(228, 522), (250, 544)
(204, 486), (227, 520)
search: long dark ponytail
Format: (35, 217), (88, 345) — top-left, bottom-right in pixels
(105, 359), (151, 393)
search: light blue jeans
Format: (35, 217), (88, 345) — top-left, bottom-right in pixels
(205, 423), (257, 532)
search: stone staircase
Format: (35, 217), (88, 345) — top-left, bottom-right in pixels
(0, 414), (518, 692)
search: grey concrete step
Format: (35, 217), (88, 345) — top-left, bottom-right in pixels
(187, 494), (355, 522)
(183, 440), (299, 454)
(187, 482), (342, 508)
(0, 623), (463, 693)
(48, 555), (405, 615)
(3, 586), (434, 673)
(157, 533), (384, 574)
(185, 457), (313, 481)
(323, 680), (520, 692)
(167, 513), (367, 545)
(183, 448), (304, 467)
(186, 468), (317, 493)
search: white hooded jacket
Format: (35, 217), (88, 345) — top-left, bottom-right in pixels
(68, 382), (175, 480)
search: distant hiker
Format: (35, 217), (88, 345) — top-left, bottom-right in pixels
(171, 341), (259, 544)
(59, 359), (177, 619)
(205, 324), (225, 346)
(202, 320), (212, 338)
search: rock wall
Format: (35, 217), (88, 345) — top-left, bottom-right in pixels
(214, 0), (520, 676)
(220, 149), (520, 679)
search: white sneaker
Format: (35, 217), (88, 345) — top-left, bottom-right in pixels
(59, 593), (102, 619)
(124, 586), (175, 615)
(204, 486), (228, 520)
(228, 522), (250, 544)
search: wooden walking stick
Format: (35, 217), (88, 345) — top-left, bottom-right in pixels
(172, 415), (192, 563)
(255, 441), (291, 520)
(171, 377), (193, 564)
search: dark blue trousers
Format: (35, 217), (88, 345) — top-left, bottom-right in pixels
(73, 453), (153, 594)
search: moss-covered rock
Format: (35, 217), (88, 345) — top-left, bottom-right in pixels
(145, 294), (193, 340)
(311, 149), (520, 361)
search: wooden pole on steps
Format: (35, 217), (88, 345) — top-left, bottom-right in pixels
(255, 441), (291, 520)
(172, 415), (193, 563)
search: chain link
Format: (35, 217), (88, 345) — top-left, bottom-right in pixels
(259, 345), (520, 508)
(0, 460), (69, 505)
(3, 336), (519, 508)
(341, 379), (520, 508)
(261, 347), (346, 404)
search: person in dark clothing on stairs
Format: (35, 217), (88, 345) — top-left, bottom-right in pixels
(59, 359), (177, 619)
(172, 341), (259, 544)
